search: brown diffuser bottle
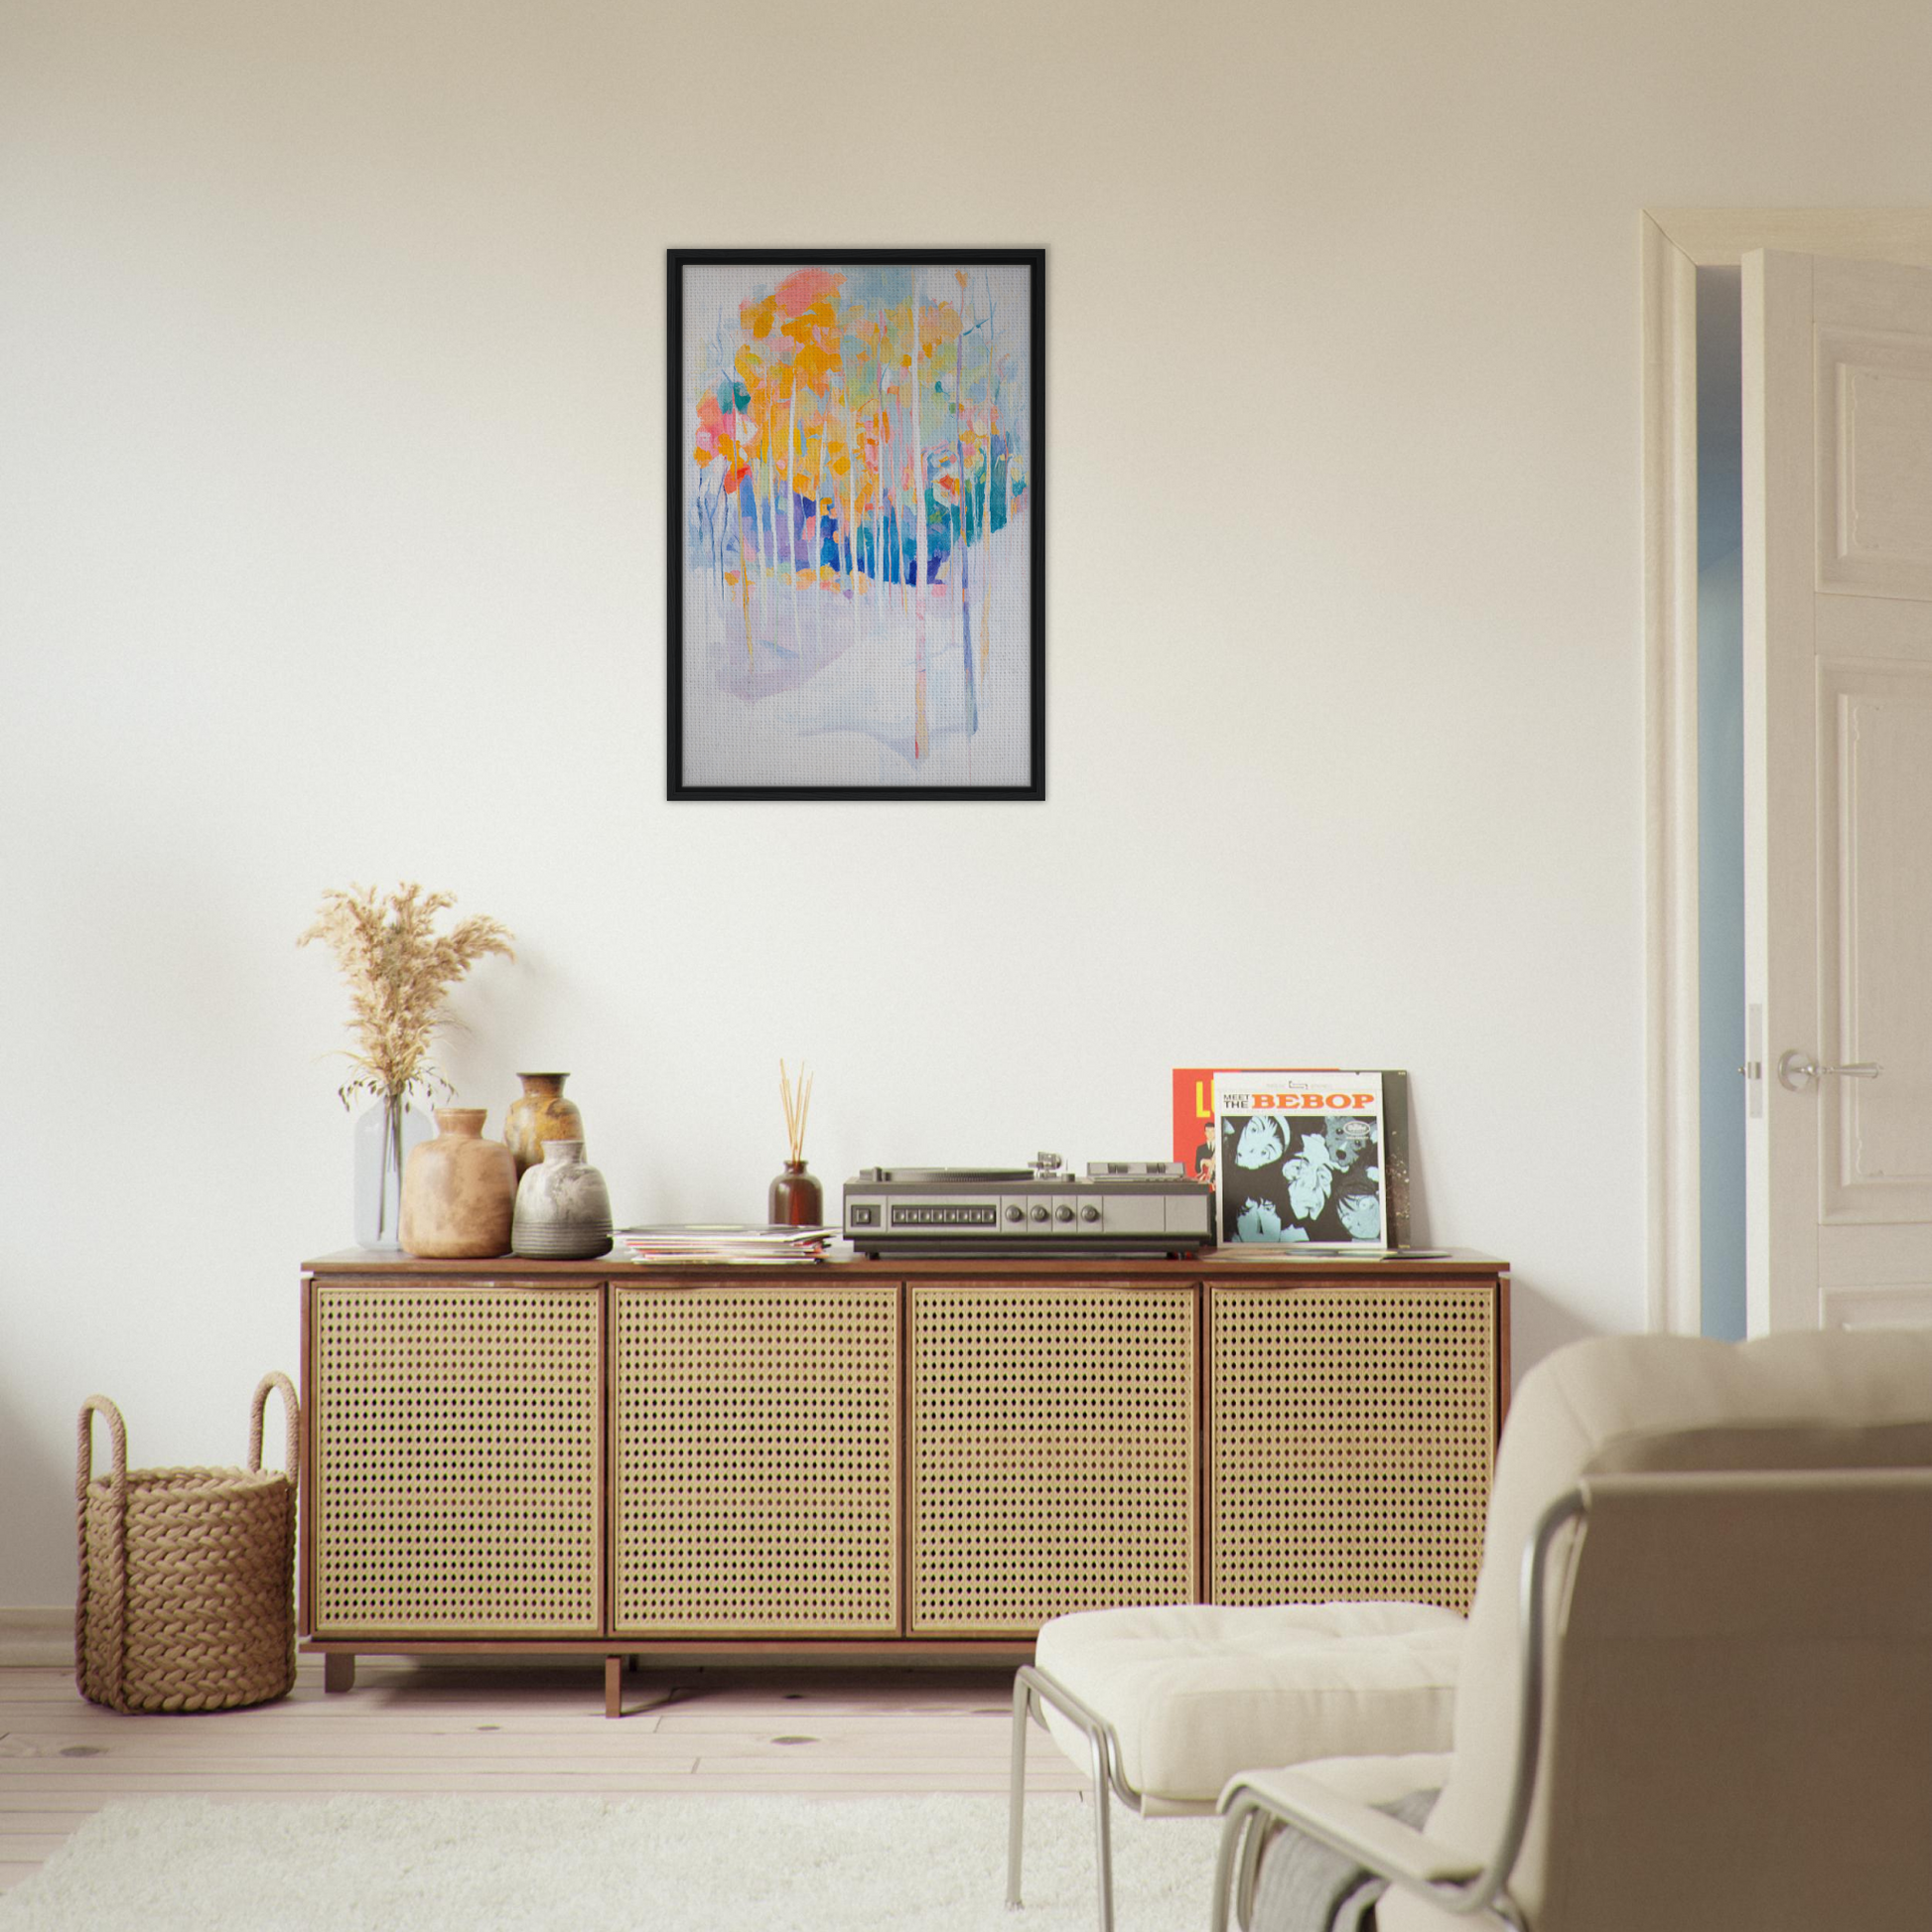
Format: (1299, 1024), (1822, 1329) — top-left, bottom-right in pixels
(769, 1059), (824, 1226)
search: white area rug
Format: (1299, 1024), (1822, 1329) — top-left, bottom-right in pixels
(0, 1792), (1222, 1930)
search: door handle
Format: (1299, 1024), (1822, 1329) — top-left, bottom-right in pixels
(1777, 1050), (1882, 1091)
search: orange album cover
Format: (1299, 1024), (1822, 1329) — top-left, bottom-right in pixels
(1172, 1067), (1338, 1182)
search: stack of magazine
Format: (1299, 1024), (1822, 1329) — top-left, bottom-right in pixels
(613, 1224), (837, 1265)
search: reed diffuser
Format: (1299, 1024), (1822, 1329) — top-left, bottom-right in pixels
(769, 1058), (823, 1227)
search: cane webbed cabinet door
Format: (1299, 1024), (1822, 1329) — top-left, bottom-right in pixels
(1208, 1281), (1495, 1612)
(611, 1281), (900, 1635)
(310, 1281), (604, 1636)
(907, 1280), (1198, 1634)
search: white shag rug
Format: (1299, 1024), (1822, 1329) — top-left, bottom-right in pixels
(0, 1793), (1222, 1931)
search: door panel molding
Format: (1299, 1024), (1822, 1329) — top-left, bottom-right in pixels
(1825, 1284), (1932, 1329)
(1817, 327), (1932, 599)
(1819, 664), (1932, 1220)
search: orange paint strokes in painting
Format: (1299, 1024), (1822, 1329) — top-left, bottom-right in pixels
(775, 267), (840, 317)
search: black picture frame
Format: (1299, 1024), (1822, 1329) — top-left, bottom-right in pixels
(667, 247), (1045, 801)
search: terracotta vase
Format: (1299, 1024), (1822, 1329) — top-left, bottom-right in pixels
(400, 1109), (515, 1258)
(503, 1072), (586, 1178)
(512, 1141), (614, 1260)
(767, 1160), (824, 1227)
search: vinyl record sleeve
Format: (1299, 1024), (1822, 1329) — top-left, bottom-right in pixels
(1173, 1067), (1411, 1248)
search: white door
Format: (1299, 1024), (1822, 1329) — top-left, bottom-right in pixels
(1744, 249), (1932, 1331)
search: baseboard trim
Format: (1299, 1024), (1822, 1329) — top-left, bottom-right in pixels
(0, 1606), (71, 1667)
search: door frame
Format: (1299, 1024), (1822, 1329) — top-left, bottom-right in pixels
(1641, 209), (1932, 1334)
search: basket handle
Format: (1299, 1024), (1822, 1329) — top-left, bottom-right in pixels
(248, 1371), (301, 1481)
(76, 1395), (127, 1504)
(74, 1395), (131, 1707)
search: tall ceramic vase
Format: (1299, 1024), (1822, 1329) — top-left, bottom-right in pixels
(352, 1094), (433, 1250)
(503, 1073), (586, 1178)
(400, 1109), (515, 1259)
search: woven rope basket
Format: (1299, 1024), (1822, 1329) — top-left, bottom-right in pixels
(75, 1373), (300, 1714)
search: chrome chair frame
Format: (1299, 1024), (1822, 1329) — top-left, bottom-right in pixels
(1007, 1662), (1172, 1932)
(1208, 1489), (1587, 1932)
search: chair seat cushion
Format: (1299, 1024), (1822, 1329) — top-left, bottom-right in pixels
(1034, 1602), (1465, 1811)
(1246, 1749), (1452, 1813)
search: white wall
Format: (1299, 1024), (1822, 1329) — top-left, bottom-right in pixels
(4, 0), (1928, 1604)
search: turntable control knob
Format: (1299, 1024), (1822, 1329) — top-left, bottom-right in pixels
(1080, 1205), (1101, 1223)
(1055, 1204), (1075, 1223)
(1005, 1204), (1025, 1223)
(1030, 1205), (1050, 1223)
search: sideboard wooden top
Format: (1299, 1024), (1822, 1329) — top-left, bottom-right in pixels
(305, 1247), (1507, 1281)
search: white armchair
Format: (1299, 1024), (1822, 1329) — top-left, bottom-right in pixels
(1008, 1600), (1464, 1928)
(1212, 1328), (1932, 1932)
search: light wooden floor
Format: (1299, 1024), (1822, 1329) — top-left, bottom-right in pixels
(0, 1656), (1085, 1892)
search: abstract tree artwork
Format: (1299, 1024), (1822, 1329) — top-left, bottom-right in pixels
(667, 250), (1044, 799)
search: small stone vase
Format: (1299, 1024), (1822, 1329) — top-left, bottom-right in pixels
(400, 1109), (515, 1258)
(512, 1140), (614, 1260)
(503, 1072), (586, 1178)
(768, 1160), (824, 1227)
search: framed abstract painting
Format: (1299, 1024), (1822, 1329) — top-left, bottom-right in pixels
(668, 248), (1044, 800)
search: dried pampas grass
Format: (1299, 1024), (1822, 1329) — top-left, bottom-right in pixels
(298, 883), (515, 1107)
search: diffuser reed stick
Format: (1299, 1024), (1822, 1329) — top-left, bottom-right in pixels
(778, 1058), (813, 1164)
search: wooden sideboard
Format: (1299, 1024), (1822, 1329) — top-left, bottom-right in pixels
(299, 1250), (1509, 1714)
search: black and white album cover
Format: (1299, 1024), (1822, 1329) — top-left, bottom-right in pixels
(1214, 1070), (1388, 1247)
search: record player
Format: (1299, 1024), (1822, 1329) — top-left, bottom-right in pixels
(843, 1154), (1212, 1257)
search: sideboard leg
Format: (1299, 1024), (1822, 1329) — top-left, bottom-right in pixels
(323, 1652), (355, 1695)
(605, 1654), (622, 1719)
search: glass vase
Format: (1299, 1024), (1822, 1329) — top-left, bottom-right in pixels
(352, 1094), (432, 1250)
(767, 1160), (824, 1228)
